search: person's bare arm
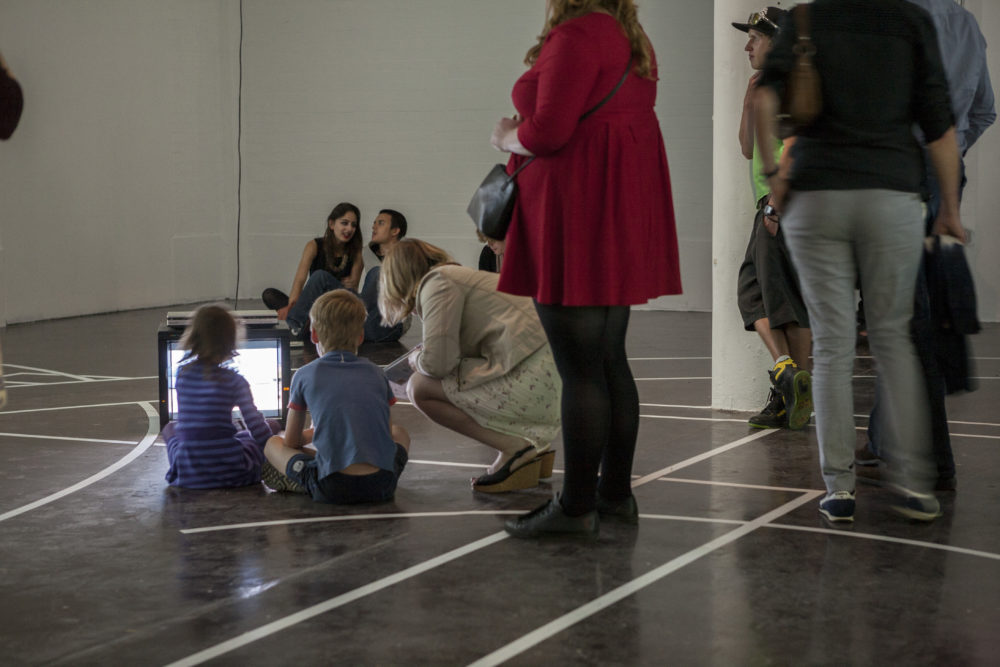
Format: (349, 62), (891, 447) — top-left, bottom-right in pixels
(739, 73), (761, 160)
(341, 248), (363, 291)
(926, 127), (966, 242)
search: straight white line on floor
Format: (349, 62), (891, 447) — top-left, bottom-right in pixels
(640, 414), (772, 424)
(640, 402), (712, 409)
(635, 376), (711, 381)
(2, 364), (92, 382)
(180, 511), (525, 535)
(632, 429), (778, 485)
(0, 400), (159, 416)
(169, 428), (776, 664)
(659, 477), (817, 493)
(0, 402), (159, 524)
(0, 432), (137, 445)
(164, 532), (510, 667)
(627, 356), (712, 361)
(467, 491), (823, 667)
(1, 376), (156, 389)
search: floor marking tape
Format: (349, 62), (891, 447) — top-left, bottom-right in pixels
(0, 432), (137, 445)
(467, 491), (823, 667)
(0, 402), (159, 523)
(164, 532), (510, 667)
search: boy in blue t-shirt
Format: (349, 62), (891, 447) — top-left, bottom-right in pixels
(262, 289), (410, 503)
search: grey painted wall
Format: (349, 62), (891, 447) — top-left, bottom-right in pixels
(0, 0), (996, 325)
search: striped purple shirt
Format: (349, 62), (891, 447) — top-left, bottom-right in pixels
(165, 362), (272, 489)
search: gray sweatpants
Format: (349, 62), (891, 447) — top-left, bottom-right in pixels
(781, 189), (935, 494)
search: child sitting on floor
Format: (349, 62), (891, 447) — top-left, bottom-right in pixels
(262, 289), (410, 503)
(163, 305), (279, 489)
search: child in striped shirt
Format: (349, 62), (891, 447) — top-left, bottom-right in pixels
(163, 305), (279, 489)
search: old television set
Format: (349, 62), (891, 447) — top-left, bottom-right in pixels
(157, 312), (291, 430)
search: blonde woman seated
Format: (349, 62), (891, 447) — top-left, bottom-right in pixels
(379, 239), (561, 492)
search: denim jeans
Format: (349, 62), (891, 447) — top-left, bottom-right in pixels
(286, 267), (403, 343)
(782, 189), (935, 494)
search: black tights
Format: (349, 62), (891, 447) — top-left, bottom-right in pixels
(533, 303), (639, 516)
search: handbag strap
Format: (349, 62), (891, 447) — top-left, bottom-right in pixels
(792, 4), (814, 55)
(509, 55), (634, 179)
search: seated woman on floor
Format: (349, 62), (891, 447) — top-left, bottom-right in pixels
(261, 202), (363, 338)
(378, 238), (561, 493)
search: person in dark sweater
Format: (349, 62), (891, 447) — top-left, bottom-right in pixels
(755, 0), (965, 523)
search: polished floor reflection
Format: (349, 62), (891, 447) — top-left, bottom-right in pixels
(0, 307), (997, 665)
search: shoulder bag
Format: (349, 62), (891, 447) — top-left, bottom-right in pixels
(467, 57), (633, 241)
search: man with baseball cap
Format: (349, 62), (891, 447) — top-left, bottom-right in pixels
(732, 6), (813, 431)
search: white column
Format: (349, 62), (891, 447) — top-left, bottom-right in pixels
(711, 0), (786, 411)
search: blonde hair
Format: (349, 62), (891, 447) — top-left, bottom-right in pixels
(309, 289), (366, 352)
(179, 304), (238, 367)
(525, 0), (653, 79)
(378, 239), (454, 326)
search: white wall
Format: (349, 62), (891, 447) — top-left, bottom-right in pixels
(0, 0), (240, 324)
(238, 0), (714, 312)
(0, 0), (996, 325)
(962, 0), (1000, 321)
(0, 0), (713, 324)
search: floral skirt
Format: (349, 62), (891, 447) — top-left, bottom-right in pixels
(441, 345), (562, 448)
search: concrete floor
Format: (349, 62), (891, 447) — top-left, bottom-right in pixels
(1, 306), (998, 665)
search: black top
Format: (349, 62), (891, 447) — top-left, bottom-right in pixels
(758, 0), (954, 193)
(309, 238), (353, 279)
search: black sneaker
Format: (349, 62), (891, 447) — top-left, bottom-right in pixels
(748, 388), (786, 429)
(818, 491), (855, 522)
(770, 361), (812, 430)
(888, 484), (942, 521)
(262, 288), (290, 311)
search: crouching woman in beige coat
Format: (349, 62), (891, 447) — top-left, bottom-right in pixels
(379, 239), (561, 492)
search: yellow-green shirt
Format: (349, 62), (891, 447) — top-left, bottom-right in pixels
(751, 138), (784, 204)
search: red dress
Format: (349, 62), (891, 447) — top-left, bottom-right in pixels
(497, 12), (682, 306)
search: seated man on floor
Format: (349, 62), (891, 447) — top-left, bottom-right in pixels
(282, 208), (410, 345)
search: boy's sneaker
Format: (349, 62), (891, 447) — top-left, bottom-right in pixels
(818, 491), (855, 522)
(889, 484), (942, 521)
(261, 461), (307, 494)
(748, 388), (786, 429)
(770, 360), (812, 430)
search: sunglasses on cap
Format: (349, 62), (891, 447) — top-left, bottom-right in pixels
(746, 9), (779, 32)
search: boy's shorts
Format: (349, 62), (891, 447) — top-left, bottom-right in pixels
(285, 443), (408, 504)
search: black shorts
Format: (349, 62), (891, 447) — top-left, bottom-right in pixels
(285, 443), (408, 504)
(737, 206), (810, 331)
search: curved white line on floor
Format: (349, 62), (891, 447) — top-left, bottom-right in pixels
(0, 402), (159, 523)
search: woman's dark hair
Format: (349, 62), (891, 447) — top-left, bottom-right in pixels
(322, 202), (362, 273)
(179, 305), (238, 368)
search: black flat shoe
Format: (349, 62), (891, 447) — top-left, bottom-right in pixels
(262, 288), (290, 311)
(596, 494), (639, 525)
(504, 498), (599, 539)
(472, 445), (540, 493)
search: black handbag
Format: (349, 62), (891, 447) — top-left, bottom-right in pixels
(467, 57), (633, 240)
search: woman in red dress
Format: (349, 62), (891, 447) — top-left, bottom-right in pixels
(493, 0), (681, 538)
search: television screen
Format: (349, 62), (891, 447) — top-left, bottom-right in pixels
(158, 324), (290, 429)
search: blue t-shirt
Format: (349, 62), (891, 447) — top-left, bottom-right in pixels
(288, 350), (397, 477)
